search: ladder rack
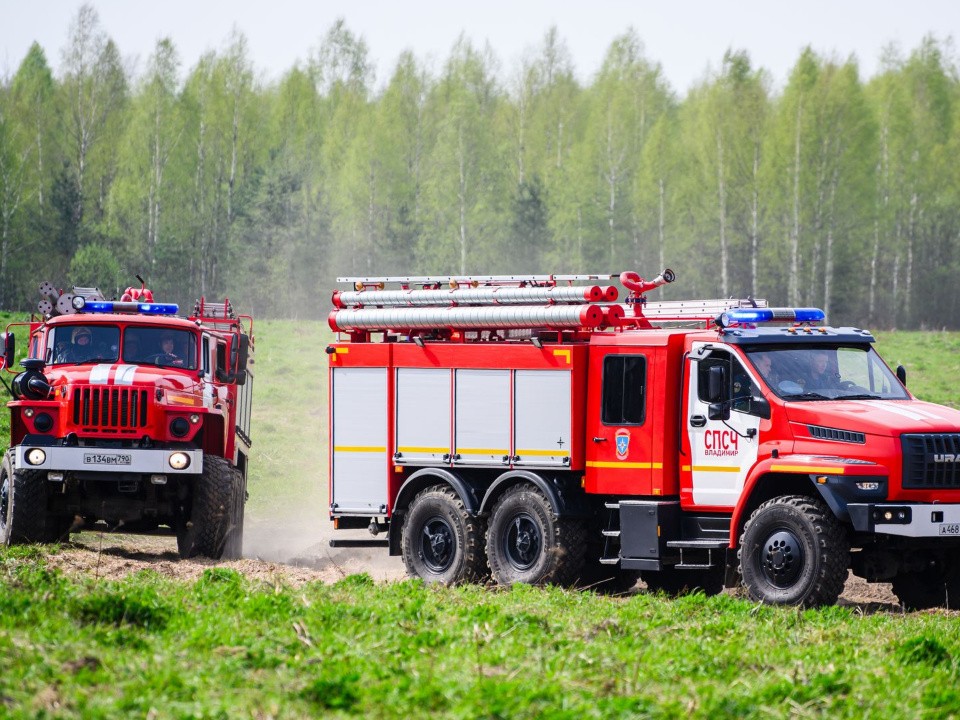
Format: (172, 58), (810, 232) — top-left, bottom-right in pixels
(337, 273), (618, 288)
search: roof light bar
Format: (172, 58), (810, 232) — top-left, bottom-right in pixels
(719, 307), (824, 327)
(83, 300), (179, 315)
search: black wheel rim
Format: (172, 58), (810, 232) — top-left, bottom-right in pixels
(759, 529), (805, 588)
(503, 512), (542, 571)
(420, 516), (455, 573)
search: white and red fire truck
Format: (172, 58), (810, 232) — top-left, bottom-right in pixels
(0, 281), (253, 559)
(326, 268), (960, 609)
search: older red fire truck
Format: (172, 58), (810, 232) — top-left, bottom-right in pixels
(0, 281), (253, 559)
(326, 268), (960, 609)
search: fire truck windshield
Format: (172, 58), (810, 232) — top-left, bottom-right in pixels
(745, 345), (909, 401)
(49, 325), (119, 365)
(123, 327), (197, 369)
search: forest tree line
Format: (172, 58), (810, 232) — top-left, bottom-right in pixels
(0, 4), (959, 327)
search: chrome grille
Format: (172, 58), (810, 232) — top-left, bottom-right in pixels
(902, 434), (960, 489)
(72, 387), (148, 431)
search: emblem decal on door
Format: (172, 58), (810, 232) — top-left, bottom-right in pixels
(615, 429), (630, 459)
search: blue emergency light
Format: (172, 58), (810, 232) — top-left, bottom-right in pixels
(719, 307), (824, 327)
(82, 300), (179, 315)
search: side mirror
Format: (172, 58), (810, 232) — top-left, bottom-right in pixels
(706, 365), (726, 403)
(750, 396), (772, 420)
(234, 334), (250, 385)
(896, 364), (907, 387)
(708, 402), (730, 421)
(1, 332), (13, 371)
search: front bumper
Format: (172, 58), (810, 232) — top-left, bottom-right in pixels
(849, 503), (960, 538)
(14, 445), (203, 475)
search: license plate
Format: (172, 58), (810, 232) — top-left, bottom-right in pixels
(939, 523), (960, 536)
(83, 453), (132, 466)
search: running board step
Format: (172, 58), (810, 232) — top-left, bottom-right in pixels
(674, 563), (717, 570)
(665, 539), (728, 549)
(328, 539), (389, 548)
(599, 557), (620, 565)
(601, 529), (620, 538)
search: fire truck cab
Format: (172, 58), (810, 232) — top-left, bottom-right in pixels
(327, 269), (960, 609)
(0, 283), (253, 559)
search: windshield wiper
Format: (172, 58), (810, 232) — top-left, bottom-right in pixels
(837, 393), (882, 400)
(68, 357), (118, 366)
(781, 391), (831, 401)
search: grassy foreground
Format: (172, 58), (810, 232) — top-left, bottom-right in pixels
(2, 550), (960, 719)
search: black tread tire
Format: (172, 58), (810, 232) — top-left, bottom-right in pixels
(177, 456), (245, 560)
(892, 561), (960, 611)
(739, 495), (849, 607)
(0, 452), (53, 545)
(641, 566), (725, 597)
(486, 483), (586, 587)
(401, 484), (487, 585)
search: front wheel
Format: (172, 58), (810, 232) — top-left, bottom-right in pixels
(177, 456), (245, 560)
(0, 452), (55, 545)
(739, 495), (849, 607)
(400, 485), (487, 585)
(486, 483), (586, 586)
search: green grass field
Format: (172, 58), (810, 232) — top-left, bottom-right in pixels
(0, 318), (959, 717)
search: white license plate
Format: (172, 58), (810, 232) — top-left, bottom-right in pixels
(83, 453), (132, 466)
(939, 523), (960, 536)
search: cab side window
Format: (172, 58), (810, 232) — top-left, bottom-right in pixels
(601, 355), (646, 425)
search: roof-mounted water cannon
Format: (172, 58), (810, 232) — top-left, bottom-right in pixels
(620, 268), (676, 318)
(715, 307), (825, 329)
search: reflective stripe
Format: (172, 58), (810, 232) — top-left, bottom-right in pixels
(771, 464), (845, 474)
(586, 461), (663, 470)
(89, 364), (112, 384)
(115, 364), (137, 385)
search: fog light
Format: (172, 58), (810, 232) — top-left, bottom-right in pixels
(150, 474), (168, 485)
(883, 511), (893, 521)
(189, 413), (201, 424)
(26, 448), (46, 466)
(23, 408), (34, 418)
(170, 417), (190, 437)
(34, 412), (53, 433)
(856, 482), (880, 491)
(168, 452), (190, 470)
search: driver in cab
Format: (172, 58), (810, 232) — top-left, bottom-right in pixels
(57, 327), (95, 363)
(156, 333), (185, 367)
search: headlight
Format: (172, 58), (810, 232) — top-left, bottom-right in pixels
(34, 413), (54, 433)
(170, 417), (190, 438)
(168, 452), (190, 470)
(189, 413), (201, 424)
(26, 448), (46, 466)
(23, 408), (35, 418)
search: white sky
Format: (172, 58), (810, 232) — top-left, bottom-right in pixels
(1, 0), (958, 94)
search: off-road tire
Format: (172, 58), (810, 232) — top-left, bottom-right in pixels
(0, 452), (55, 545)
(739, 495), (848, 607)
(177, 456), (245, 560)
(892, 561), (960, 611)
(486, 483), (586, 587)
(401, 484), (487, 585)
(641, 566), (725, 597)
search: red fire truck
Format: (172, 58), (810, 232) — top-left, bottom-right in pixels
(0, 281), (253, 559)
(326, 268), (960, 609)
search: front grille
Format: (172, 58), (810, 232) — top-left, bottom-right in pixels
(72, 388), (148, 431)
(902, 434), (960, 489)
(808, 425), (866, 444)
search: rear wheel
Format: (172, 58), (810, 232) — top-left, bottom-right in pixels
(892, 560), (960, 610)
(739, 495), (848, 607)
(486, 483), (586, 586)
(177, 456), (245, 560)
(401, 485), (487, 585)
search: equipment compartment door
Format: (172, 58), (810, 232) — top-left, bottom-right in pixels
(331, 367), (388, 514)
(395, 368), (451, 464)
(514, 370), (571, 467)
(454, 369), (511, 466)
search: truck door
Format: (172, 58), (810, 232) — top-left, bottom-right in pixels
(585, 349), (656, 495)
(682, 343), (762, 508)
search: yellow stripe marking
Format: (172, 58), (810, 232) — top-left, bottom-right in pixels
(516, 448), (571, 457)
(330, 347), (350, 363)
(771, 464), (845, 475)
(552, 349), (571, 364)
(690, 465), (742, 473)
(398, 446), (448, 454)
(334, 445), (386, 453)
(586, 461), (663, 470)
